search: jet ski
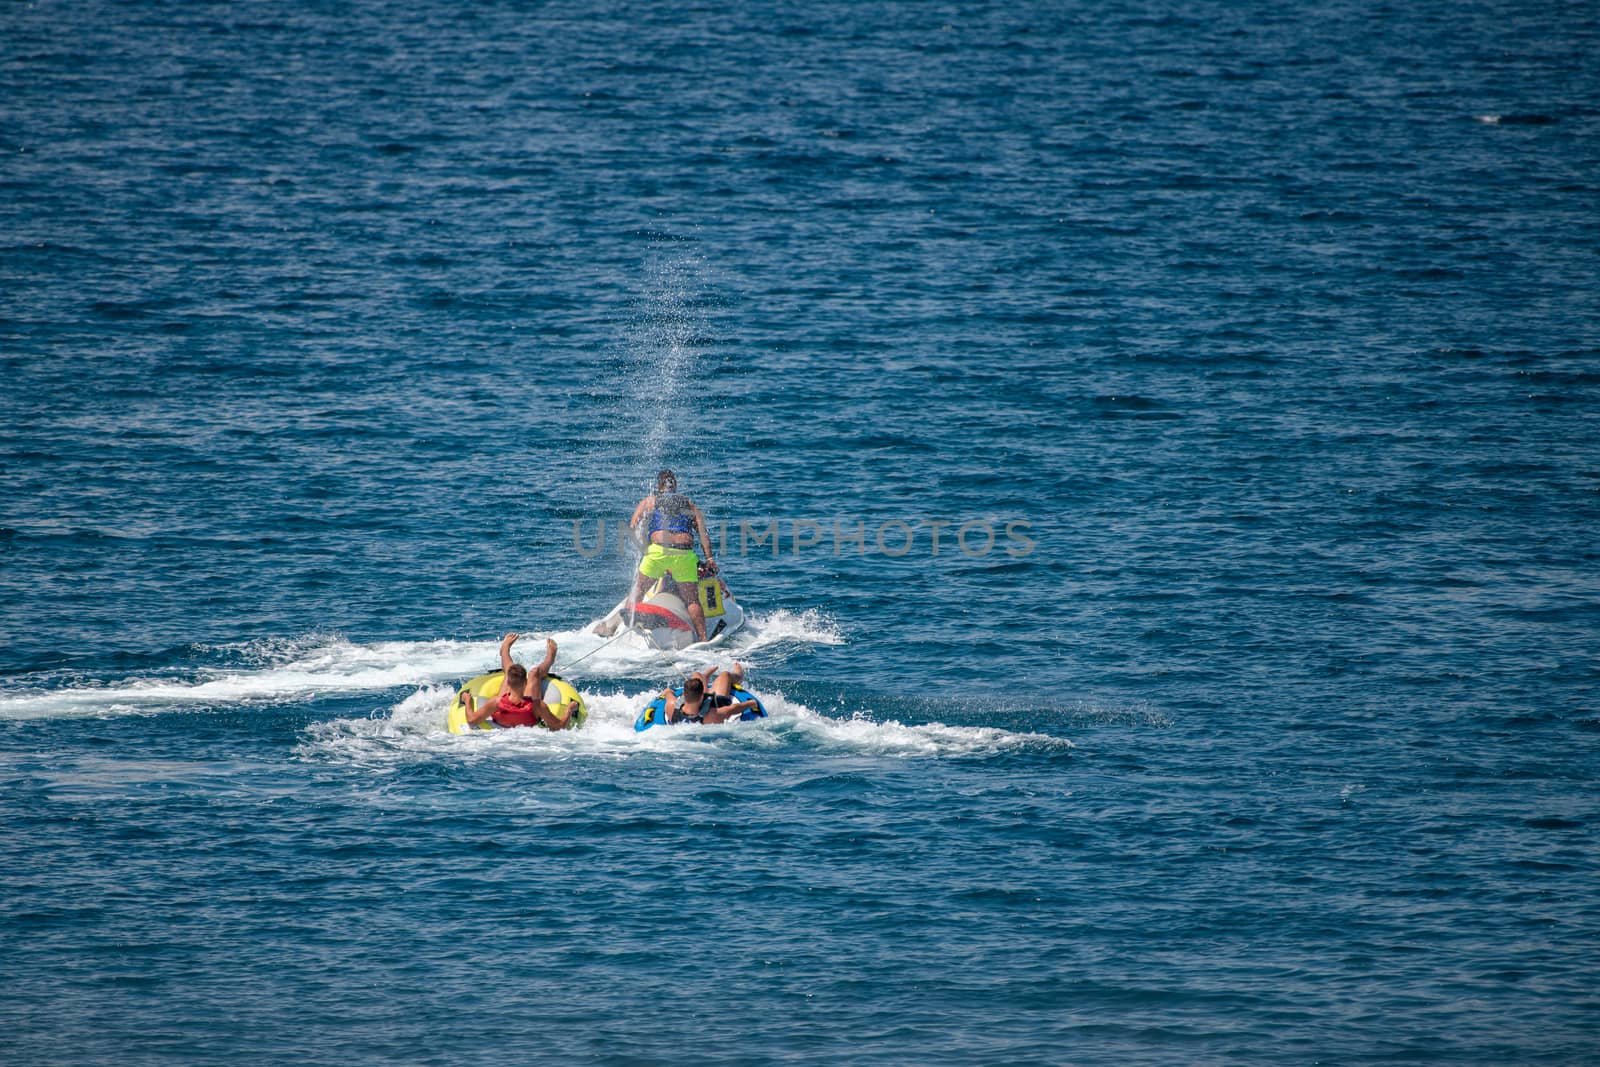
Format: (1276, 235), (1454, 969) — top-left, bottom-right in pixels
(591, 573), (746, 651)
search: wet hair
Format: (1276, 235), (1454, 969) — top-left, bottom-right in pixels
(656, 468), (677, 489)
(506, 663), (528, 687)
(683, 676), (705, 701)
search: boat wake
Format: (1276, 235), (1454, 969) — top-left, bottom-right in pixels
(2, 617), (1066, 763)
(296, 684), (1071, 766)
(555, 606), (843, 677)
(0, 612), (842, 722)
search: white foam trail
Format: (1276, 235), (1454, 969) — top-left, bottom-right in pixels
(297, 684), (1069, 766)
(548, 607), (845, 679)
(0, 635), (504, 721)
(0, 609), (845, 723)
(743, 608), (846, 648)
(777, 709), (1069, 758)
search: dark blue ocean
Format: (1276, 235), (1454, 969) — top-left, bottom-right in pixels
(3, 1), (1598, 1063)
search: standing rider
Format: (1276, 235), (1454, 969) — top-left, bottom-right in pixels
(628, 468), (717, 643)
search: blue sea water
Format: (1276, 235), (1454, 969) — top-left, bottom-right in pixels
(2, 0), (1598, 1062)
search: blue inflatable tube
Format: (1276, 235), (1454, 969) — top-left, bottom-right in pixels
(635, 686), (767, 732)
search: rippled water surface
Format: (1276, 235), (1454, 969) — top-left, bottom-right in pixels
(3, 1), (1598, 1063)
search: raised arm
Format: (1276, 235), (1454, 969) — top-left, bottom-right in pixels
(534, 638), (557, 679)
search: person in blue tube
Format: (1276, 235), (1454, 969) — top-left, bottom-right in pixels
(659, 663), (759, 725)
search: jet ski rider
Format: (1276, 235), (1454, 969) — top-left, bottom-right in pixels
(628, 468), (717, 643)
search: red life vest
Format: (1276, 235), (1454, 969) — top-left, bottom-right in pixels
(492, 690), (541, 728)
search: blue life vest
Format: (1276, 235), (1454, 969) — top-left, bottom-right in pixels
(649, 492), (695, 536)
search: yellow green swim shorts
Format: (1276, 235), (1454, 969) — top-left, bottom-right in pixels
(639, 544), (699, 584)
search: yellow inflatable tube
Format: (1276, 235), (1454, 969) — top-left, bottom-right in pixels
(446, 671), (588, 734)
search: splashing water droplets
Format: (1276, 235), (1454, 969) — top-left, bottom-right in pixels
(620, 252), (711, 481)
